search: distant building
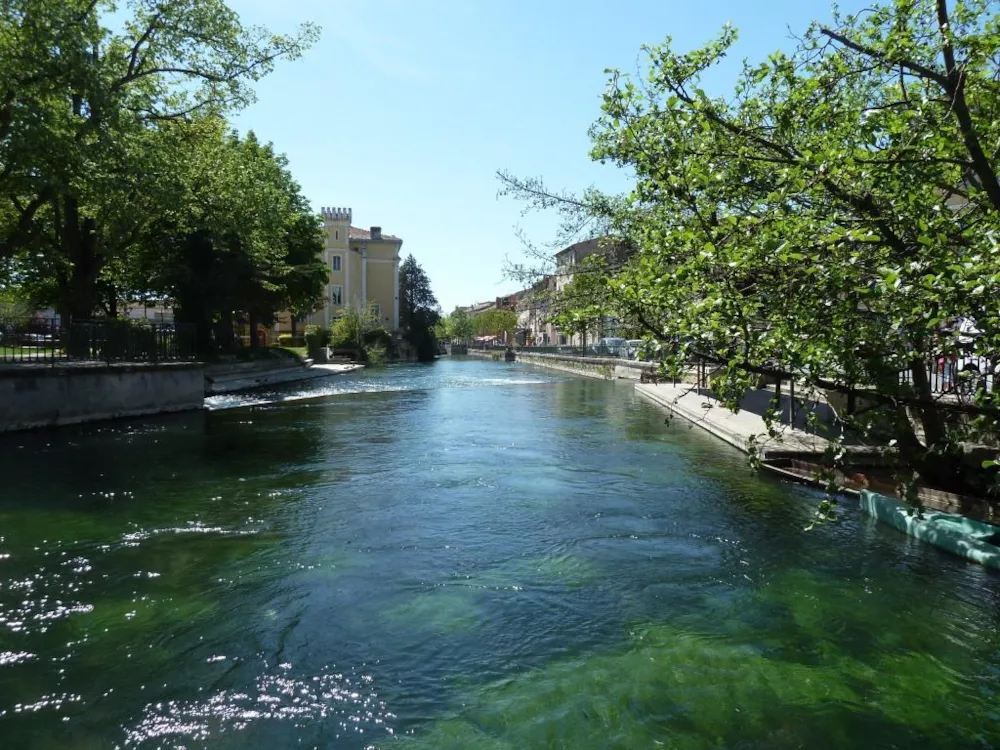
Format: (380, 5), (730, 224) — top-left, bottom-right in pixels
(458, 300), (497, 317)
(516, 275), (556, 346)
(461, 237), (633, 347)
(125, 301), (174, 324)
(279, 206), (403, 334)
(551, 237), (635, 346)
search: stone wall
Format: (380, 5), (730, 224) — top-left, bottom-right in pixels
(0, 363), (205, 432)
(513, 351), (656, 381)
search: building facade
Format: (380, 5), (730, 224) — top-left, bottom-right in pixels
(458, 237), (633, 347)
(304, 206), (403, 331)
(516, 275), (557, 345)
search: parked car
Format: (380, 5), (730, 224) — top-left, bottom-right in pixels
(625, 339), (645, 360)
(595, 337), (627, 357)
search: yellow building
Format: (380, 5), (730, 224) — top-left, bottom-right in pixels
(303, 206), (403, 331)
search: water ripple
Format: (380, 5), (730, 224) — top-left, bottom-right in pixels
(122, 662), (395, 747)
(120, 523), (260, 544)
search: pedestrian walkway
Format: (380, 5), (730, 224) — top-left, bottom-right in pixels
(635, 382), (839, 460)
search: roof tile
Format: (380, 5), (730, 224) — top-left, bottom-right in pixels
(348, 226), (400, 241)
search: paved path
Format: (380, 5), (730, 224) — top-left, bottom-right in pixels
(635, 382), (838, 460)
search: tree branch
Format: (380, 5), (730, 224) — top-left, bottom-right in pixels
(819, 27), (947, 86)
(934, 0), (1000, 212)
(126, 12), (163, 78)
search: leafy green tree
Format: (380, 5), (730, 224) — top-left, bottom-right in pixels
(435, 307), (475, 343)
(434, 316), (452, 342)
(0, 286), (31, 327)
(330, 302), (388, 363)
(277, 212), (328, 337)
(451, 308), (476, 341)
(398, 254), (440, 361)
(549, 254), (620, 347)
(0, 0), (318, 321)
(476, 309), (518, 342)
(138, 123), (324, 354)
(501, 0), (1000, 500)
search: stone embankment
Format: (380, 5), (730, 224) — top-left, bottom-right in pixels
(0, 362), (205, 432)
(0, 355), (364, 433)
(204, 359), (362, 395)
(467, 349), (656, 381)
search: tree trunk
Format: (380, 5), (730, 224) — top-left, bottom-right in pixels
(909, 358), (945, 447)
(57, 200), (103, 358)
(216, 312), (235, 352)
(249, 312), (260, 349)
(906, 357), (966, 492)
(107, 284), (118, 319)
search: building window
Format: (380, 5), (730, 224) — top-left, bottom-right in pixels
(332, 254), (342, 272)
(335, 230), (339, 240)
(331, 285), (343, 305)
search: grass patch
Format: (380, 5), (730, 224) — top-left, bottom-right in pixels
(0, 346), (62, 360)
(279, 346), (308, 360)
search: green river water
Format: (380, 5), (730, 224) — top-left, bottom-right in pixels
(1, 358), (999, 749)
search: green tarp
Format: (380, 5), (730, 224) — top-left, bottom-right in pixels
(859, 490), (1000, 571)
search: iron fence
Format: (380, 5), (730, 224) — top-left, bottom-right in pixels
(514, 343), (647, 359)
(516, 340), (996, 399)
(0, 318), (196, 365)
(901, 353), (995, 396)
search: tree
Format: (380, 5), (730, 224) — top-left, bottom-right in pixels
(434, 316), (452, 342)
(330, 302), (388, 362)
(398, 254), (440, 361)
(436, 307), (475, 343)
(0, 0), (318, 322)
(476, 309), (518, 342)
(549, 254), (621, 347)
(0, 286), (31, 327)
(453, 308), (475, 341)
(500, 0), (1000, 503)
(137, 123), (325, 355)
(277, 211), (328, 337)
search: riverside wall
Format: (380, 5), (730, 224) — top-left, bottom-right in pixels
(503, 350), (656, 381)
(0, 363), (205, 432)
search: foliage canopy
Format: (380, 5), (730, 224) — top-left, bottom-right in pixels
(501, 0), (1000, 500)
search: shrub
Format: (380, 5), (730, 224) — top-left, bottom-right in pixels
(330, 312), (361, 349)
(303, 324), (330, 354)
(364, 326), (392, 349)
(330, 306), (396, 360)
(364, 342), (387, 365)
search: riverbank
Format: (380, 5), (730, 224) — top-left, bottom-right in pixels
(466, 348), (656, 381)
(0, 355), (364, 433)
(635, 381), (842, 461)
(0, 361), (204, 432)
(636, 380), (1000, 568)
(204, 359), (363, 395)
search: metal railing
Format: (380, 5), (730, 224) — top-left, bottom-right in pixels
(0, 318), (197, 365)
(901, 353), (995, 396)
(516, 340), (996, 397)
(513, 343), (647, 360)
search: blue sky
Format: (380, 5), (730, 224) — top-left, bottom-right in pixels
(227, 0), (864, 312)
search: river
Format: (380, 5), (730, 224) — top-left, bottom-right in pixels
(1, 358), (999, 749)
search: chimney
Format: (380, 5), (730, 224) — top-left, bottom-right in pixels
(370, 226), (382, 240)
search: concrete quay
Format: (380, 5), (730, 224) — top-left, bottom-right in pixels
(204, 361), (363, 395)
(635, 381), (865, 462)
